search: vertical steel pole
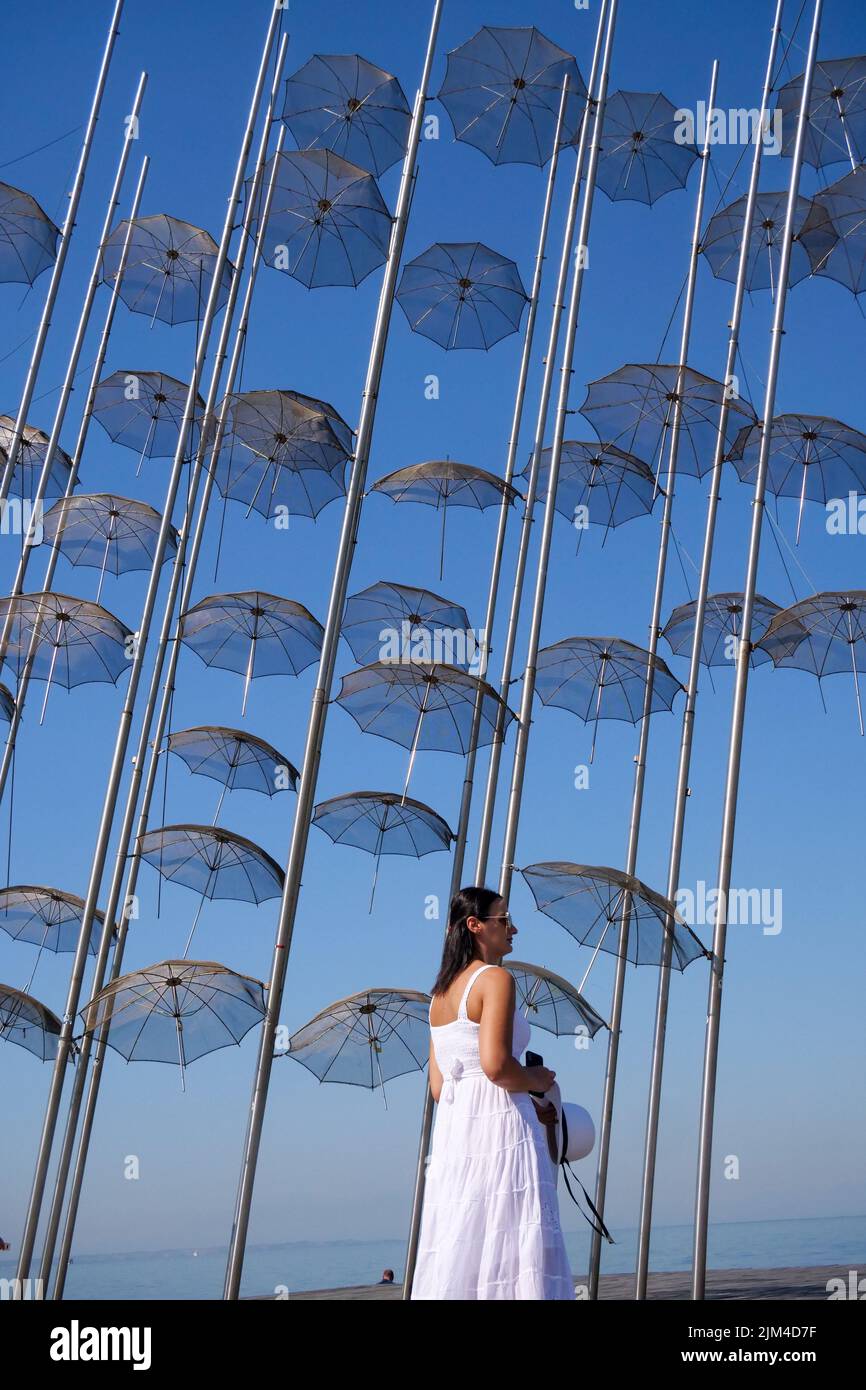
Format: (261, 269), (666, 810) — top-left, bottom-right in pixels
(401, 8), (611, 1302)
(46, 92), (290, 1303)
(448, 75), (571, 890)
(635, 0), (785, 1301)
(222, 0), (444, 1301)
(473, 5), (610, 883)
(587, 60), (718, 1301)
(41, 53), (289, 1301)
(0, 0), (125, 503)
(497, 0), (620, 902)
(0, 72), (148, 675)
(692, 0), (822, 1300)
(14, 0), (283, 1287)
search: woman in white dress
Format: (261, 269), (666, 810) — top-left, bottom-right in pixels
(411, 885), (575, 1300)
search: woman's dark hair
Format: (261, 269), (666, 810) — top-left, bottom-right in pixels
(431, 885), (502, 996)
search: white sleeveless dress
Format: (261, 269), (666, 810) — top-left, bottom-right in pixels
(411, 963), (575, 1300)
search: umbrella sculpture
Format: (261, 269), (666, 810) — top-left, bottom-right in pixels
(777, 54), (866, 169)
(312, 789), (453, 909)
(505, 959), (607, 1038)
(436, 24), (587, 166)
(281, 52), (411, 177)
(521, 440), (658, 542)
(521, 863), (709, 978)
(341, 580), (473, 670)
(248, 148), (392, 289)
(370, 460), (519, 578)
(0, 984), (63, 1062)
(395, 241), (528, 351)
(40, 495), (179, 603)
(0, 416), (74, 500)
(580, 363), (757, 480)
(700, 191), (838, 296)
(662, 593), (782, 669)
(0, 180), (60, 285)
(727, 412), (866, 543)
(138, 823), (286, 953)
(99, 213), (234, 326)
(91, 370), (206, 472)
(166, 725), (299, 822)
(809, 164), (866, 297)
(215, 388), (351, 522)
(79, 959), (267, 1090)
(534, 635), (684, 761)
(0, 591), (132, 722)
(596, 90), (699, 203)
(179, 591), (324, 716)
(279, 987), (431, 1106)
(758, 590), (866, 735)
(0, 886), (108, 958)
(336, 661), (516, 799)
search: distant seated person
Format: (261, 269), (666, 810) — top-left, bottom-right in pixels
(378, 1269), (395, 1284)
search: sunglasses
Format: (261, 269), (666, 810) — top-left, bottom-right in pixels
(485, 912), (517, 930)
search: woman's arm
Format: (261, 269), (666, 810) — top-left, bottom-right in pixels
(478, 969), (554, 1093)
(428, 1036), (443, 1103)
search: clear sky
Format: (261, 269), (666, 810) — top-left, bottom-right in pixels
(1, 0), (864, 1293)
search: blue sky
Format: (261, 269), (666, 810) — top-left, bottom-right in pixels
(1, 0), (864, 1294)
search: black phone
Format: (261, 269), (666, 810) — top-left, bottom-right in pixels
(525, 1049), (545, 1098)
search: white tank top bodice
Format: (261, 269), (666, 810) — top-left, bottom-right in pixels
(429, 964), (530, 1103)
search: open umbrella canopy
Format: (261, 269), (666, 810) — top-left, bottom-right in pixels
(0, 180), (59, 285)
(0, 983), (63, 1061)
(662, 593), (782, 669)
(167, 726), (299, 797)
(91, 370), (206, 462)
(436, 25), (587, 166)
(281, 987), (431, 1088)
(396, 241), (528, 350)
(336, 661), (515, 754)
(700, 192), (838, 294)
(215, 388), (351, 521)
(580, 363), (756, 480)
(521, 862), (709, 969)
(180, 591), (324, 679)
(78, 959), (267, 1070)
(777, 55), (866, 168)
(341, 580), (473, 669)
(248, 148), (392, 289)
(0, 591), (132, 690)
(505, 959), (607, 1038)
(312, 789), (453, 857)
(137, 824), (285, 905)
(281, 52), (411, 177)
(40, 494), (178, 591)
(522, 440), (658, 530)
(727, 413), (866, 542)
(0, 415), (74, 500)
(758, 590), (866, 674)
(597, 90), (699, 204)
(0, 885), (108, 956)
(100, 213), (233, 325)
(371, 459), (518, 510)
(809, 164), (866, 296)
(535, 636), (684, 722)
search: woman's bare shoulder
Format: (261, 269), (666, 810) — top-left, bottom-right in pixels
(478, 965), (514, 998)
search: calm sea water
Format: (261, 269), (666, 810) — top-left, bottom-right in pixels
(2, 1214), (863, 1299)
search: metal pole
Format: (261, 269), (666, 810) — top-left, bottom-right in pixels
(497, 0), (619, 902)
(0, 0), (125, 503)
(448, 75), (571, 889)
(474, 6), (610, 883)
(14, 0), (283, 1288)
(223, 0), (444, 1300)
(401, 9), (611, 1302)
(0, 72), (148, 673)
(587, 60), (718, 1301)
(43, 47), (290, 1301)
(635, 0), (784, 1300)
(692, 0), (822, 1301)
